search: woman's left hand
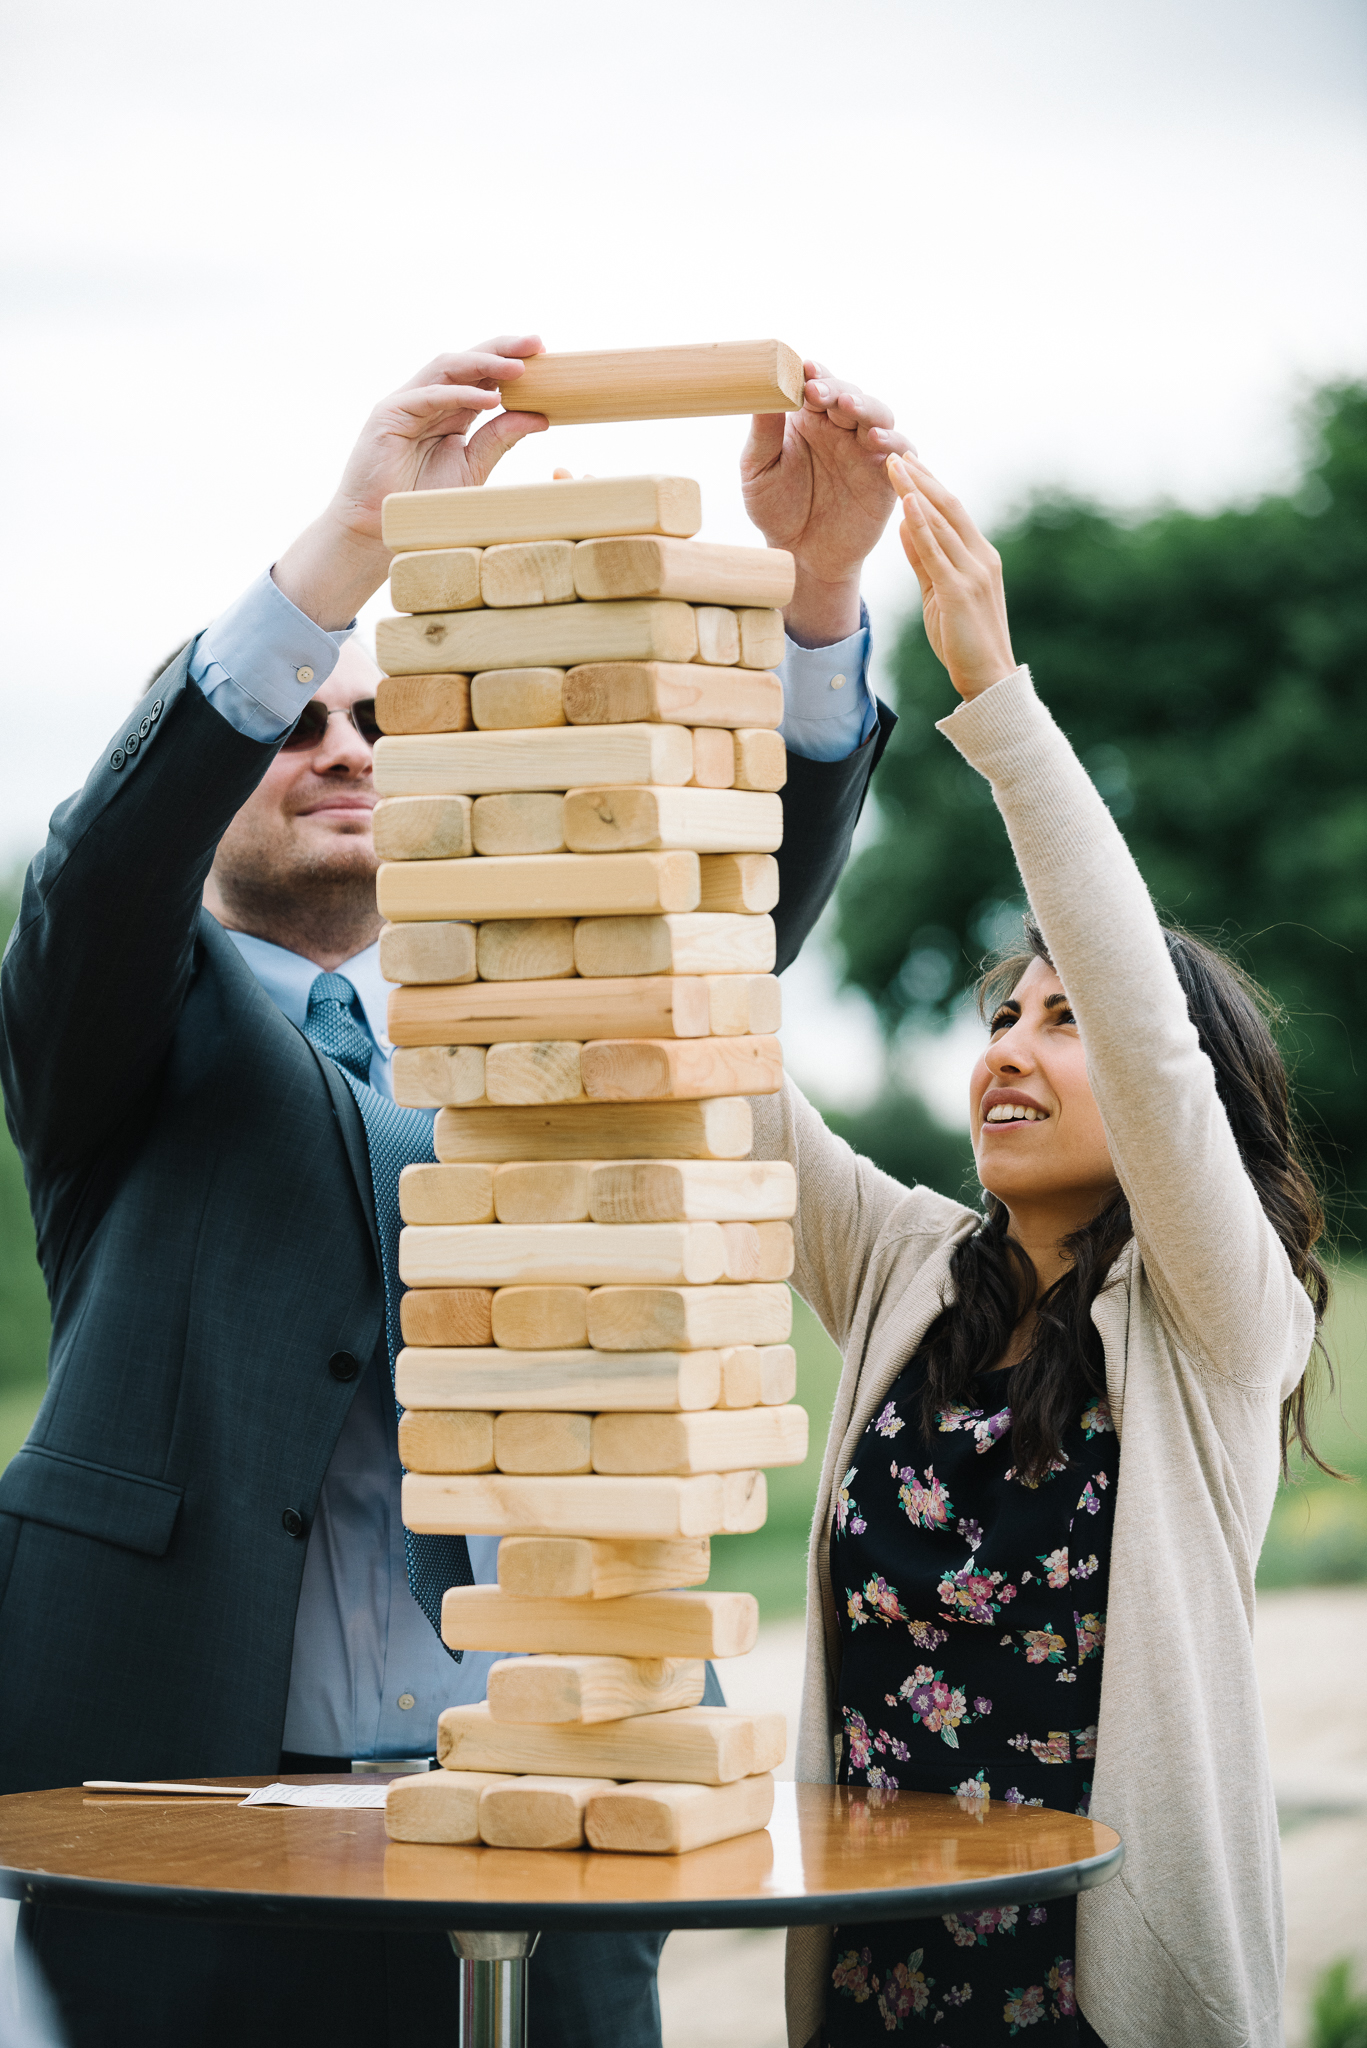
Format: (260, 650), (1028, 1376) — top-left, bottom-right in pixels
(888, 454), (1017, 700)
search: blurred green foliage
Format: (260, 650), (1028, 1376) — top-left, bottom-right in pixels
(0, 867), (50, 1454)
(1310, 1959), (1367, 2048)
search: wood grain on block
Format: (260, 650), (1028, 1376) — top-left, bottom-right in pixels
(718, 1344), (798, 1408)
(562, 662), (782, 730)
(381, 476), (702, 552)
(480, 540), (575, 609)
(376, 600), (698, 679)
(581, 1034), (782, 1103)
(573, 913), (775, 979)
(389, 548), (483, 614)
(705, 973), (781, 1036)
(562, 786), (782, 856)
(493, 1160), (595, 1224)
(434, 1096), (753, 1163)
(496, 1535), (711, 1601)
(397, 1409), (495, 1474)
(494, 1410), (592, 1474)
(587, 1159), (796, 1224)
(378, 850), (700, 926)
(734, 728), (787, 792)
(400, 1162), (496, 1226)
(588, 1282), (793, 1352)
(376, 674), (472, 735)
(571, 536), (794, 609)
(409, 1470), (740, 1541)
(437, 1700), (785, 1784)
(484, 1040), (583, 1105)
(373, 723), (693, 799)
(696, 854), (779, 915)
(477, 1775), (616, 1850)
(471, 792), (566, 857)
(737, 609), (786, 669)
(389, 974), (711, 1047)
(399, 1219), (727, 1289)
(470, 668), (566, 730)
(476, 919), (576, 982)
(392, 1044), (487, 1108)
(689, 727), (735, 788)
(489, 1286), (589, 1350)
(722, 1468), (767, 1532)
(379, 920), (477, 986)
(487, 1654), (705, 1725)
(495, 343), (803, 426)
(384, 1769), (514, 1845)
(592, 1403), (808, 1476)
(694, 608), (740, 666)
(399, 1287), (494, 1349)
(395, 1346), (721, 1414)
(373, 794), (473, 863)
(721, 1219), (796, 1281)
(585, 1773), (775, 1854)
(440, 1585), (756, 1658)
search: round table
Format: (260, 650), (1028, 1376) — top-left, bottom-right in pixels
(0, 1777), (1122, 2046)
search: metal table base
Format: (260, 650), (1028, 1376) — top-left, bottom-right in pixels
(449, 1930), (539, 2048)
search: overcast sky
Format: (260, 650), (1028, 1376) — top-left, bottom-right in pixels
(2, 0), (1363, 1109)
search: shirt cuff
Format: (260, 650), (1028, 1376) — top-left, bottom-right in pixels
(189, 568), (356, 743)
(777, 601), (877, 763)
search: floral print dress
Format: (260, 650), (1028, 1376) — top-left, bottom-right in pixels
(824, 1354), (1119, 2043)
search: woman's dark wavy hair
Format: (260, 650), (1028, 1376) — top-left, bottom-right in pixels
(919, 920), (1332, 1483)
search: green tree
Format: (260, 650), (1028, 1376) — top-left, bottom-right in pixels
(835, 383), (1367, 1211)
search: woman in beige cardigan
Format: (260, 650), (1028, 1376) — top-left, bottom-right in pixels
(765, 455), (1327, 2048)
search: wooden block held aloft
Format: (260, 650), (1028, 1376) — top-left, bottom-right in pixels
(734, 728), (787, 792)
(572, 536), (795, 610)
(440, 1585), (758, 1660)
(588, 1283), (793, 1352)
(373, 795), (473, 863)
(396, 1345), (721, 1414)
(392, 1044), (487, 1108)
(381, 476), (702, 553)
(408, 1468), (764, 1542)
(580, 1034), (783, 1103)
(377, 600), (698, 679)
(494, 1409), (592, 1474)
(490, 1286), (590, 1349)
(737, 609), (786, 669)
(389, 549), (483, 615)
(696, 855), (779, 916)
(718, 1344), (798, 1409)
(400, 1219), (727, 1289)
(487, 1654), (706, 1725)
(484, 1040), (583, 1105)
(585, 1773), (775, 1854)
(563, 786), (782, 857)
(573, 914), (775, 980)
(400, 1162), (496, 1225)
(563, 662), (782, 731)
(591, 1403), (809, 1475)
(496, 342), (803, 426)
(434, 1096), (754, 1164)
(587, 1159), (796, 1224)
(374, 723), (693, 799)
(379, 920), (477, 986)
(477, 1775), (617, 1849)
(399, 1287), (494, 1349)
(496, 1535), (711, 1601)
(389, 974), (711, 1048)
(470, 792), (566, 857)
(398, 1409), (495, 1474)
(689, 727), (734, 788)
(480, 540), (575, 609)
(493, 1160), (595, 1224)
(376, 674), (472, 735)
(384, 1769), (513, 1845)
(378, 850), (700, 926)
(476, 919), (576, 982)
(437, 1699), (786, 1784)
(694, 607), (739, 666)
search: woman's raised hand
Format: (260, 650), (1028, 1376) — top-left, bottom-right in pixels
(887, 454), (1017, 701)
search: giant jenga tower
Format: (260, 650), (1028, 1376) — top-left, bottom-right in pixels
(379, 343), (808, 1859)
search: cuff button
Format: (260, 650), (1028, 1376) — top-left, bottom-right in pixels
(296, 665), (315, 685)
(830, 674), (846, 690)
(110, 748), (126, 770)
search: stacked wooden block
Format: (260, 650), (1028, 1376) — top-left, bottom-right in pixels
(377, 474), (805, 1857)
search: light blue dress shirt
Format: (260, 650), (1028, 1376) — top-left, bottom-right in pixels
(190, 564), (875, 1759)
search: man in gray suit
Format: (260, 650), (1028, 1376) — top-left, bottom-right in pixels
(0, 335), (907, 2046)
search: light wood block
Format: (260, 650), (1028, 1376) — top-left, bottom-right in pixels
(376, 674), (472, 735)
(489, 1287), (589, 1350)
(562, 787), (782, 856)
(379, 921), (477, 986)
(439, 1585), (756, 1659)
(396, 1346), (720, 1413)
(587, 1160), (796, 1224)
(437, 1700), (785, 1784)
(399, 1287), (493, 1348)
(487, 1655), (705, 1725)
(694, 607), (739, 666)
(399, 1220), (727, 1288)
(580, 1035), (782, 1103)
(705, 973), (781, 1036)
(494, 1410), (592, 1474)
(373, 723), (693, 799)
(563, 662), (782, 730)
(384, 1770), (513, 1845)
(496, 1536), (711, 1601)
(721, 1219), (795, 1282)
(484, 1040), (583, 1105)
(378, 851), (700, 925)
(470, 792), (566, 857)
(376, 601), (698, 679)
(409, 1468), (765, 1541)
(398, 1409), (495, 1473)
(480, 540), (575, 608)
(400, 1163), (496, 1225)
(737, 609), (786, 669)
(573, 914), (775, 979)
(470, 667), (566, 730)
(496, 343), (803, 426)
(390, 975), (710, 1047)
(592, 1404), (808, 1476)
(696, 855), (779, 915)
(493, 1160), (595, 1224)
(390, 548), (483, 614)
(588, 1283), (793, 1352)
(734, 728), (787, 792)
(392, 1044), (487, 1108)
(477, 1775), (616, 1850)
(689, 727), (735, 788)
(476, 919), (575, 981)
(586, 1773), (775, 1854)
(434, 1097), (753, 1163)
(718, 1344), (798, 1408)
(381, 476), (702, 552)
(372, 795), (473, 863)
(572, 536), (795, 609)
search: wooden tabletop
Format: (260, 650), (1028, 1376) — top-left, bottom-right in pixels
(0, 1778), (1122, 1934)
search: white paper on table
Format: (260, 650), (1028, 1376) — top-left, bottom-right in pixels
(238, 1782), (391, 1809)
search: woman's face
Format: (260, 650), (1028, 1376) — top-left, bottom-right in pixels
(968, 956), (1120, 1214)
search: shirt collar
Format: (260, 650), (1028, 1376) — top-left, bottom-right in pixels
(225, 930), (393, 1057)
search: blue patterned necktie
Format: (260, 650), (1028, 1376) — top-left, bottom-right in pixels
(304, 973), (473, 1656)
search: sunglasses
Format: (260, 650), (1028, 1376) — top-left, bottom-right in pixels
(281, 698), (381, 751)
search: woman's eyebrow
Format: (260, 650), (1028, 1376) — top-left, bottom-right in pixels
(1043, 993), (1073, 1011)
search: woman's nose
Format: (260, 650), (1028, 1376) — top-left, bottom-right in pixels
(986, 1025), (1032, 1076)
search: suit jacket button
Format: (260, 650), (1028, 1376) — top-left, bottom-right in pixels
(282, 1508), (305, 1537)
(151, 699), (163, 721)
(124, 732), (140, 756)
(329, 1350), (359, 1382)
(139, 715), (152, 738)
(110, 749), (126, 770)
